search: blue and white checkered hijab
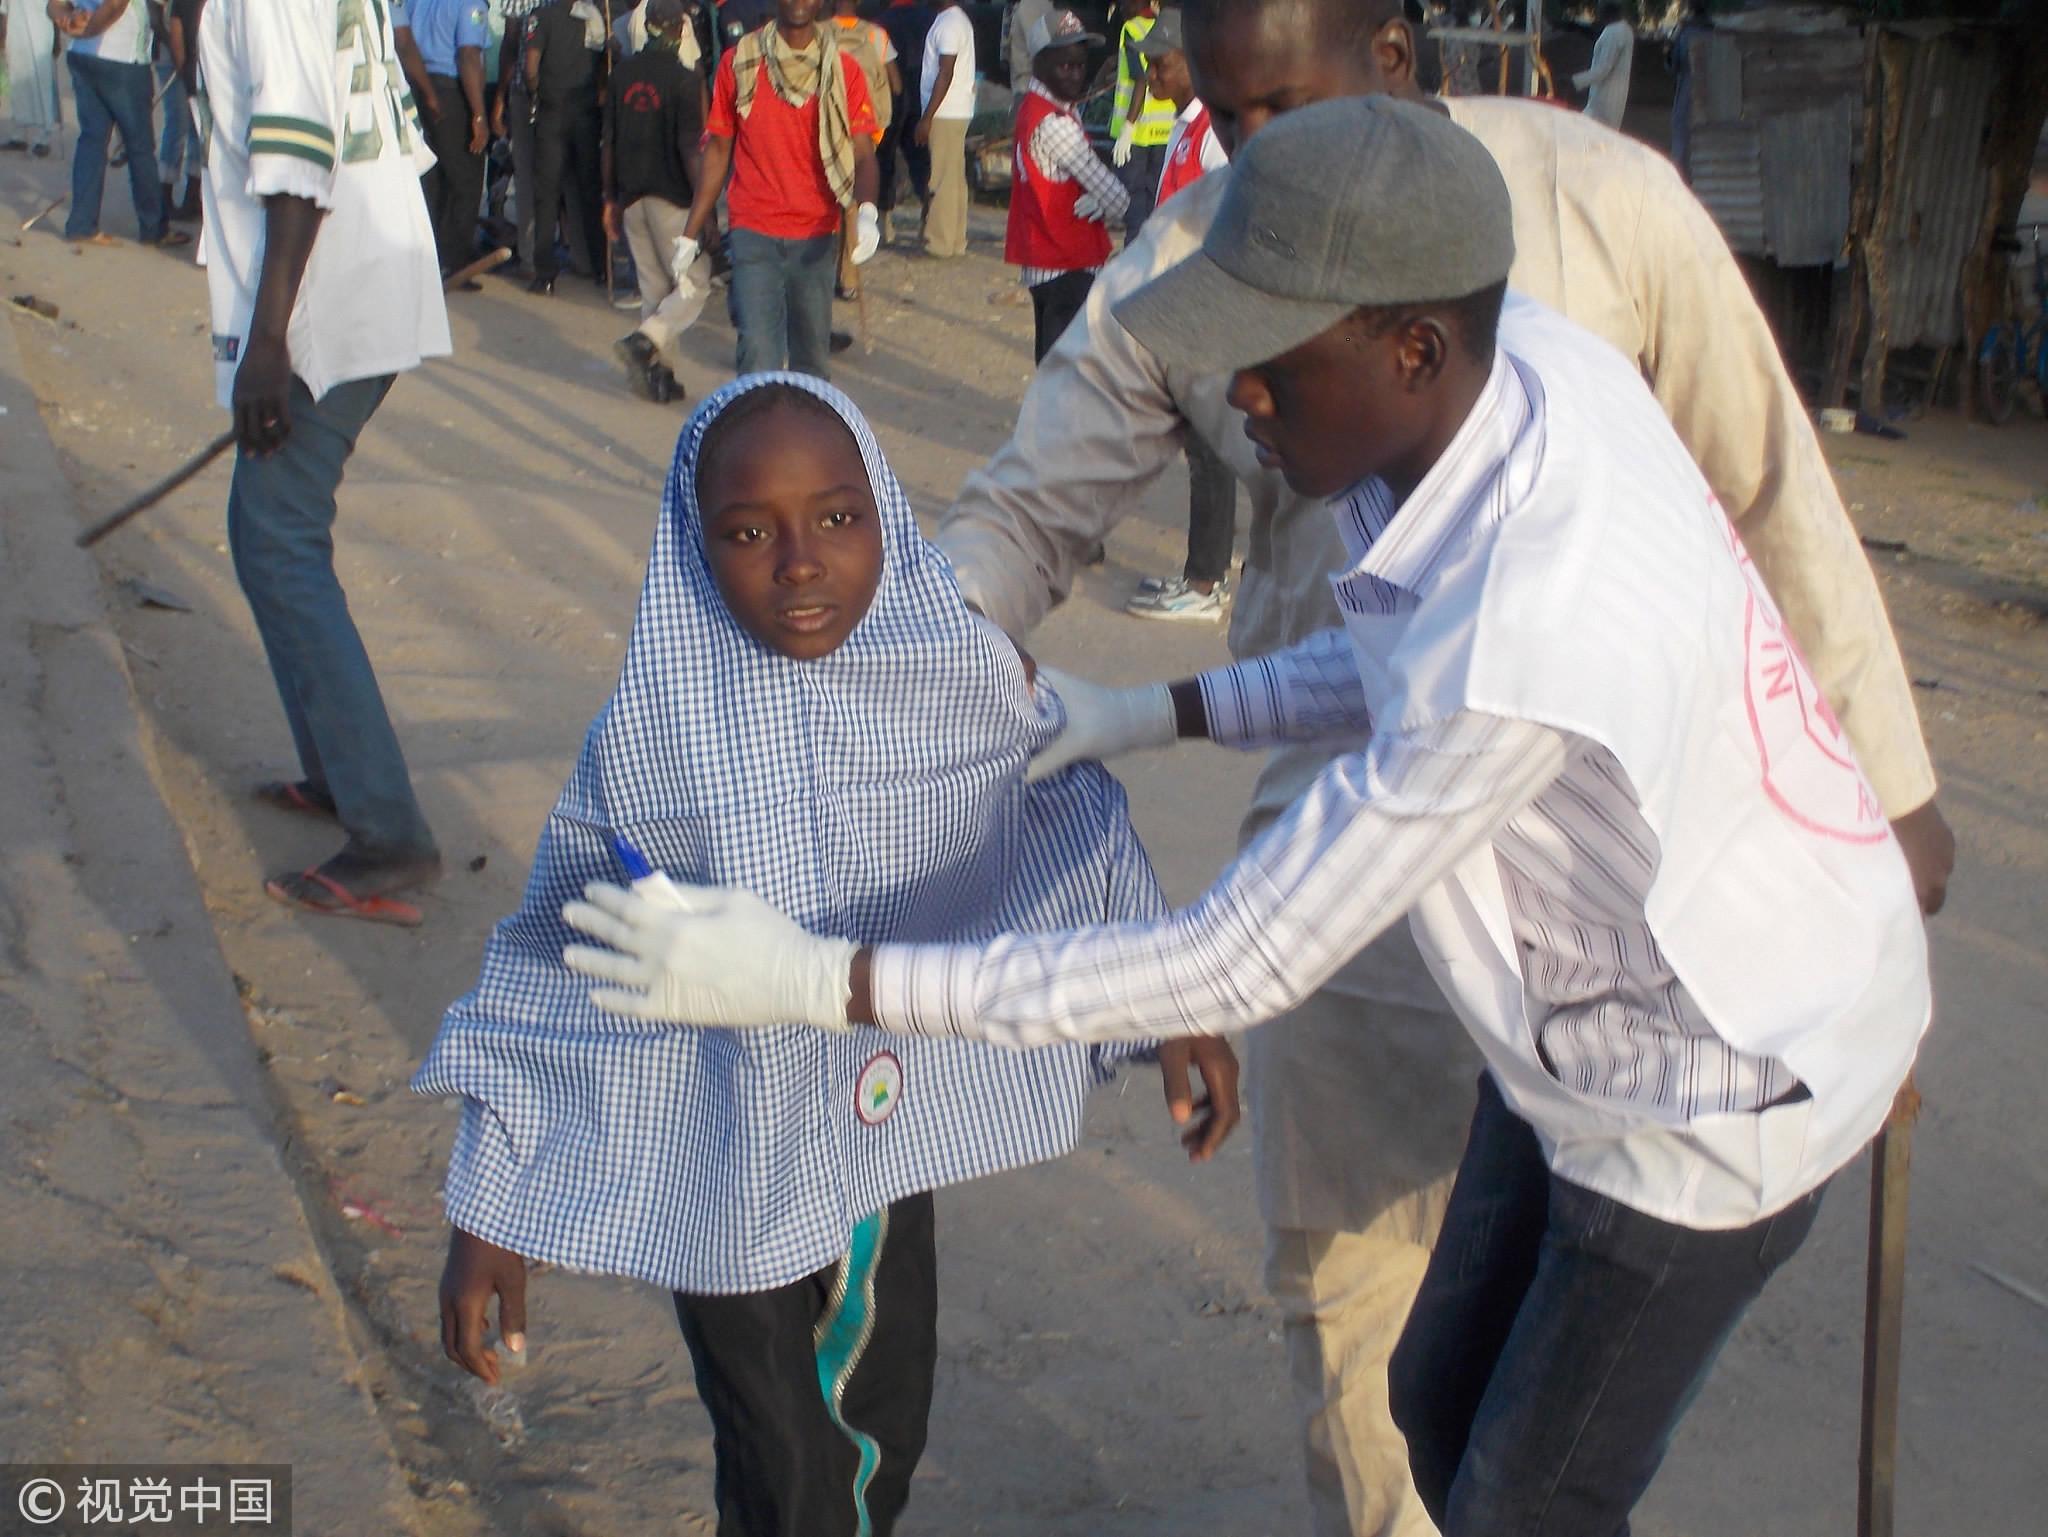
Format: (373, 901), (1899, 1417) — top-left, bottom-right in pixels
(414, 374), (1163, 1295)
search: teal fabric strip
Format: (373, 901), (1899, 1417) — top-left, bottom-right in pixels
(814, 1209), (888, 1537)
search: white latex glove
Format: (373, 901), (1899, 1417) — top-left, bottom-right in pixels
(851, 202), (880, 265)
(1026, 665), (1177, 783)
(1112, 122), (1136, 168)
(563, 874), (858, 1031)
(1074, 191), (1107, 223)
(668, 234), (702, 287)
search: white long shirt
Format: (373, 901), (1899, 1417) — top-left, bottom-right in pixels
(1574, 21), (1634, 128)
(882, 302), (1928, 1228)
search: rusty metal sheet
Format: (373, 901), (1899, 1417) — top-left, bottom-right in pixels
(1693, 123), (1766, 255)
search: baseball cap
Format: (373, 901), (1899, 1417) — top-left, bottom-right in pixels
(1113, 97), (1514, 374)
(1135, 7), (1184, 58)
(1028, 8), (1101, 56)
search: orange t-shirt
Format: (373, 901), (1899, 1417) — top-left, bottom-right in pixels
(707, 47), (878, 241)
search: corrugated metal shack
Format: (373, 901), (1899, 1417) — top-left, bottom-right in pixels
(1685, 8), (2012, 410)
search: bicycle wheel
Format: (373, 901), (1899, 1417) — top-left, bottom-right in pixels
(1977, 327), (2019, 424)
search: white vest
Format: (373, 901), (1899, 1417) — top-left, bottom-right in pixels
(1343, 300), (1930, 1226)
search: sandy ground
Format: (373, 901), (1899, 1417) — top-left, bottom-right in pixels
(3, 133), (2045, 1537)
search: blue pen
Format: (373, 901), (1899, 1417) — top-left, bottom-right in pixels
(611, 835), (655, 881)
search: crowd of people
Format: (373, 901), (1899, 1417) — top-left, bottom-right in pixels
(10, 0), (1965, 1533)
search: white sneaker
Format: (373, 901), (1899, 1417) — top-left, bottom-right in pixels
(1126, 577), (1228, 622)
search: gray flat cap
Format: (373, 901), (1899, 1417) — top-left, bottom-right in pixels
(1114, 96), (1513, 374)
(1135, 7), (1184, 57)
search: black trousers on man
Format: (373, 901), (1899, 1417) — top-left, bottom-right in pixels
(1029, 269), (1096, 363)
(419, 74), (485, 273)
(532, 90), (605, 283)
(673, 1193), (938, 1537)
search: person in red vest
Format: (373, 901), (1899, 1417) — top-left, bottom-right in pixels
(1004, 8), (1129, 362)
(1123, 5), (1237, 623)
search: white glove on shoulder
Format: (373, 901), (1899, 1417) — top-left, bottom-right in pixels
(563, 874), (857, 1031)
(851, 202), (880, 265)
(1026, 665), (1178, 783)
(1112, 121), (1136, 168)
(1074, 190), (1107, 223)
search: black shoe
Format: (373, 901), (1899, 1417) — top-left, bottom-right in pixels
(614, 332), (659, 399)
(528, 273), (556, 295)
(1084, 541), (1107, 567)
(648, 364), (683, 404)
(829, 329), (855, 355)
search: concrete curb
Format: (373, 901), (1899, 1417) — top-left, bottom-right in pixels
(0, 315), (427, 1532)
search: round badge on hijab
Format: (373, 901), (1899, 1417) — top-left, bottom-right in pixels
(856, 1051), (904, 1126)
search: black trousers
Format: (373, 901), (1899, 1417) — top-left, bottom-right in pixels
(1182, 431), (1239, 586)
(1030, 269), (1096, 363)
(674, 1193), (939, 1537)
(532, 92), (604, 281)
(876, 109), (910, 217)
(419, 75), (485, 272)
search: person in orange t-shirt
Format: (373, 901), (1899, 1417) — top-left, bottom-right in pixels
(678, 0), (880, 378)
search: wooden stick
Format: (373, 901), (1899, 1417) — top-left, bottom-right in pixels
(855, 273), (872, 354)
(443, 245), (513, 289)
(1857, 1077), (1920, 1537)
(22, 194), (67, 233)
(75, 430), (238, 549)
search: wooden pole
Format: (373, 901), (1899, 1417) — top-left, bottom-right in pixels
(74, 431), (238, 549)
(1857, 1077), (1920, 1537)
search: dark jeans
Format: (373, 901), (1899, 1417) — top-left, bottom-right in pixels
(419, 75), (485, 271)
(227, 375), (436, 858)
(532, 93), (603, 282)
(1029, 268), (1095, 363)
(1388, 1073), (1827, 1536)
(1183, 431), (1238, 586)
(875, 109), (911, 218)
(674, 1194), (938, 1537)
(1119, 139), (1168, 247)
(727, 226), (836, 378)
(64, 53), (165, 241)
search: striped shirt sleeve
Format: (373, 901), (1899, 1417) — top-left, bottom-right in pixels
(1197, 626), (1371, 749)
(240, 0), (343, 203)
(870, 712), (1573, 1048)
(1031, 111), (1128, 216)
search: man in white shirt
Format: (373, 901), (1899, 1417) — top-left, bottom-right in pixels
(198, 0), (453, 925)
(915, 0), (974, 258)
(917, 1), (1955, 1528)
(1573, 0), (1633, 130)
(51, 0), (179, 244)
(554, 97), (1932, 1537)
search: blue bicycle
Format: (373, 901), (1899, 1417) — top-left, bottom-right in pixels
(1977, 223), (2046, 425)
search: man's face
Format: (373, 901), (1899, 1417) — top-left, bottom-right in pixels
(777, 0), (822, 32)
(1188, 1), (1406, 157)
(1225, 314), (1442, 499)
(1034, 43), (1089, 101)
(698, 403), (886, 662)
(1144, 47), (1191, 106)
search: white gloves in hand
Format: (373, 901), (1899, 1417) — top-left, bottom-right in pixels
(1112, 122), (1136, 168)
(851, 202), (881, 265)
(1074, 191), (1108, 223)
(668, 234), (702, 287)
(563, 874), (857, 1031)
(1026, 665), (1177, 783)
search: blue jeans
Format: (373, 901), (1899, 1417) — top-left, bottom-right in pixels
(1388, 1073), (1827, 1536)
(64, 53), (165, 242)
(227, 375), (436, 858)
(155, 59), (202, 183)
(727, 226), (836, 379)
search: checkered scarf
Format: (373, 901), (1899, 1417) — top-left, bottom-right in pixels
(414, 374), (1163, 1295)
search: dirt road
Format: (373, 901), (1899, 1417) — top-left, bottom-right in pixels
(3, 145), (2043, 1536)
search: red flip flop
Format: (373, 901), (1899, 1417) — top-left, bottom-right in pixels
(265, 868), (424, 927)
(252, 779), (339, 821)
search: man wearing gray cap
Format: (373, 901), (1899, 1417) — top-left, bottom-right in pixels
(925, 2), (1955, 1531)
(554, 96), (1930, 1537)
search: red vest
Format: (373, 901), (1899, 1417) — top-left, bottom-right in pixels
(1005, 91), (1113, 274)
(1155, 105), (1214, 207)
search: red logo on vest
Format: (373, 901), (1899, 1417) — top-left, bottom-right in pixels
(1726, 509), (1886, 844)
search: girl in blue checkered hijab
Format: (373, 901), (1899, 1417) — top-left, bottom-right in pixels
(415, 374), (1206, 1531)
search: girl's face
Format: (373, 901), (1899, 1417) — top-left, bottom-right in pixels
(698, 401), (885, 661)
